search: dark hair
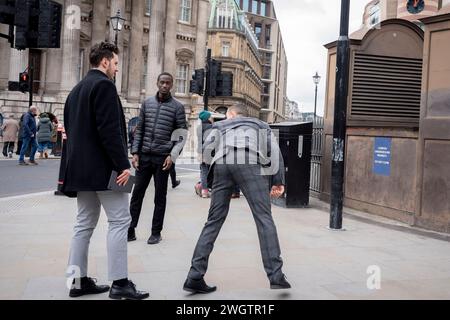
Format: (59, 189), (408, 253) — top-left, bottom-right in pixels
(157, 72), (174, 82)
(89, 42), (119, 67)
(229, 104), (248, 117)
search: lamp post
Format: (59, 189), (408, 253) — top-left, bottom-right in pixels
(110, 9), (125, 46)
(313, 72), (321, 120)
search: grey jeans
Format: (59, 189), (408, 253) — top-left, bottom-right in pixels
(67, 191), (131, 281)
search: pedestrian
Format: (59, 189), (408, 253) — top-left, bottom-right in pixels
(37, 113), (54, 159)
(196, 110), (214, 198)
(59, 41), (149, 300)
(16, 114), (25, 156)
(170, 164), (181, 189)
(183, 104), (291, 293)
(18, 106), (39, 166)
(1, 115), (19, 158)
(128, 72), (187, 244)
(50, 117), (58, 155)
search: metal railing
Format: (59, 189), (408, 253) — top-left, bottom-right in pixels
(310, 117), (324, 196)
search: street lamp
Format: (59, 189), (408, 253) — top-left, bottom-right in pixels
(313, 71), (321, 120)
(110, 9), (125, 46)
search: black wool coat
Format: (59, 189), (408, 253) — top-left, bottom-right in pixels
(58, 69), (130, 197)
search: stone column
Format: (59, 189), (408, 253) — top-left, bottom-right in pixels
(146, 0), (166, 95)
(0, 25), (11, 89)
(60, 0), (81, 92)
(163, 0), (177, 76)
(127, 0), (144, 102)
(8, 48), (29, 83)
(195, 0), (209, 69)
(91, 0), (108, 45)
(110, 0), (126, 95)
(39, 51), (47, 95)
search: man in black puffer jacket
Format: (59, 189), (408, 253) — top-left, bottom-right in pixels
(129, 72), (187, 244)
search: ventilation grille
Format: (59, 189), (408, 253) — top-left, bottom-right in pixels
(351, 53), (422, 124)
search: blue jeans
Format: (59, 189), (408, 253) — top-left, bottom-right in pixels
(19, 136), (38, 162)
(38, 141), (53, 153)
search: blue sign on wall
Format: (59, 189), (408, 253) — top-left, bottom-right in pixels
(373, 137), (392, 176)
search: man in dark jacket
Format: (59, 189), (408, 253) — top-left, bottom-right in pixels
(18, 106), (39, 165)
(183, 104), (291, 294)
(60, 42), (148, 300)
(128, 72), (187, 244)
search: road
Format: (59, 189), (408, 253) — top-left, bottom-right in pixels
(0, 159), (200, 198)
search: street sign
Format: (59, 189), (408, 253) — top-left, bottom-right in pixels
(373, 137), (392, 176)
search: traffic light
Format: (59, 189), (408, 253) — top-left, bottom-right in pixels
(189, 69), (205, 95)
(216, 72), (233, 97)
(0, 0), (16, 25)
(19, 72), (30, 93)
(37, 0), (62, 48)
(9, 0), (62, 50)
(209, 60), (222, 97)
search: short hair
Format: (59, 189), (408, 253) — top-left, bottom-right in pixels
(228, 104), (248, 117)
(157, 72), (174, 82)
(89, 42), (119, 67)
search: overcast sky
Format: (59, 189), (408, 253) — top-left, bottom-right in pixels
(274, 0), (369, 115)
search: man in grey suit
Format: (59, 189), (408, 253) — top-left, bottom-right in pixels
(183, 104), (291, 293)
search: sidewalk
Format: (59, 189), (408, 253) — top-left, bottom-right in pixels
(1, 170), (450, 300)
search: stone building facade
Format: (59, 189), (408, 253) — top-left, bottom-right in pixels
(237, 0), (288, 123)
(0, 0), (210, 156)
(206, 0), (263, 117)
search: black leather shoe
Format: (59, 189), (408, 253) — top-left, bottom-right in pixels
(109, 280), (149, 300)
(183, 278), (217, 294)
(270, 274), (291, 290)
(172, 180), (181, 189)
(147, 234), (161, 245)
(128, 228), (136, 242)
(69, 277), (110, 298)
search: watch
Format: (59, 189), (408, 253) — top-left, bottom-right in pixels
(406, 0), (425, 14)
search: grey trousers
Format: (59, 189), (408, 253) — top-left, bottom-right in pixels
(188, 164), (284, 282)
(67, 191), (131, 281)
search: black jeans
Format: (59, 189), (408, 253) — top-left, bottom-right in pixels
(2, 142), (15, 156)
(129, 154), (170, 234)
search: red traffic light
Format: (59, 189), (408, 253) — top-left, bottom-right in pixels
(21, 73), (29, 81)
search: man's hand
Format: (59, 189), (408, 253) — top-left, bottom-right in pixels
(270, 185), (285, 199)
(116, 169), (131, 186)
(163, 155), (173, 171)
(132, 154), (139, 170)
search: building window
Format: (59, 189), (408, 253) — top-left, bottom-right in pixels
(260, 1), (267, 16)
(176, 63), (189, 94)
(222, 41), (231, 57)
(242, 0), (250, 11)
(251, 0), (259, 14)
(217, 5), (234, 29)
(369, 2), (380, 27)
(254, 23), (262, 41)
(145, 0), (152, 16)
(179, 0), (191, 23)
(79, 49), (85, 81)
(142, 49), (148, 92)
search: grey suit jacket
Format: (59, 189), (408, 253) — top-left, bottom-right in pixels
(202, 117), (285, 187)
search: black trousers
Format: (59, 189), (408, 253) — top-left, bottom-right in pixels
(129, 154), (170, 234)
(2, 142), (15, 156)
(170, 164), (177, 186)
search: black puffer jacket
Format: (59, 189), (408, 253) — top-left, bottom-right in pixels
(131, 93), (187, 161)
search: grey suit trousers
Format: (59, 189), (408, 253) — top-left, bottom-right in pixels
(67, 191), (131, 281)
(188, 163), (284, 282)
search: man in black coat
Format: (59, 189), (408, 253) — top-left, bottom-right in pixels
(128, 72), (187, 244)
(60, 42), (148, 300)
